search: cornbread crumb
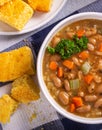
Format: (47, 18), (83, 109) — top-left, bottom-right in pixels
(0, 94), (18, 124)
(29, 112), (36, 122)
(0, 0), (34, 30)
(28, 0), (53, 12)
(11, 75), (40, 103)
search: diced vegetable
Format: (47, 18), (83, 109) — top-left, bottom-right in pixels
(69, 79), (80, 90)
(49, 61), (58, 70)
(81, 61), (91, 75)
(57, 67), (63, 77)
(70, 103), (76, 112)
(77, 29), (85, 38)
(63, 60), (74, 69)
(99, 43), (102, 52)
(84, 74), (93, 84)
(47, 35), (88, 59)
(79, 51), (89, 60)
(72, 97), (83, 107)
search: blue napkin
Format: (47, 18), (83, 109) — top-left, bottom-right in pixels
(0, 0), (102, 130)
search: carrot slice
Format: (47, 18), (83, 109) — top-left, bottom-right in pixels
(49, 61), (58, 70)
(77, 29), (85, 38)
(63, 60), (74, 69)
(84, 74), (93, 84)
(99, 43), (102, 52)
(72, 97), (83, 107)
(70, 103), (76, 112)
(58, 67), (63, 77)
(79, 51), (89, 60)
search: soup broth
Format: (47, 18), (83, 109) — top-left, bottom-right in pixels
(43, 19), (102, 118)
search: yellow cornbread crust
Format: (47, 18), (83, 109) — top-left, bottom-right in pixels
(0, 0), (34, 30)
(0, 94), (18, 124)
(0, 46), (35, 82)
(28, 0), (53, 12)
(11, 75), (40, 103)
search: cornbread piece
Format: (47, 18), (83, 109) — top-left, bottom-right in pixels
(28, 0), (53, 12)
(11, 75), (40, 103)
(0, 0), (33, 30)
(0, 94), (18, 124)
(0, 46), (35, 82)
(0, 0), (10, 6)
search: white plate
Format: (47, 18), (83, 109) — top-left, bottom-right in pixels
(0, 0), (67, 35)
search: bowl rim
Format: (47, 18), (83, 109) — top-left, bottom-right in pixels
(37, 12), (102, 124)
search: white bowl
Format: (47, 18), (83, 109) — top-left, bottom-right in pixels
(37, 12), (102, 124)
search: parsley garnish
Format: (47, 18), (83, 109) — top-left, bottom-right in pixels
(47, 35), (88, 59)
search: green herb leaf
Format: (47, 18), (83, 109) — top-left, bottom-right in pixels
(73, 35), (88, 50)
(47, 46), (55, 54)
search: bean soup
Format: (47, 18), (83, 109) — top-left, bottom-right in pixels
(43, 19), (102, 118)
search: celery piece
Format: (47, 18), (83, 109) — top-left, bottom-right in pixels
(82, 61), (91, 75)
(69, 79), (80, 90)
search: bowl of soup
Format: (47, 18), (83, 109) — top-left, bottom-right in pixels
(37, 12), (102, 124)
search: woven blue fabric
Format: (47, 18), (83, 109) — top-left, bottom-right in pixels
(0, 0), (102, 130)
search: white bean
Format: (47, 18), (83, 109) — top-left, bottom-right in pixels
(93, 34), (102, 41)
(68, 73), (76, 80)
(89, 37), (96, 45)
(52, 76), (62, 88)
(66, 32), (75, 38)
(85, 28), (97, 37)
(84, 95), (97, 102)
(87, 43), (94, 51)
(76, 105), (91, 113)
(52, 37), (60, 47)
(78, 71), (83, 80)
(72, 57), (81, 66)
(64, 79), (70, 91)
(93, 75), (101, 83)
(94, 98), (102, 108)
(58, 91), (69, 105)
(78, 91), (84, 97)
